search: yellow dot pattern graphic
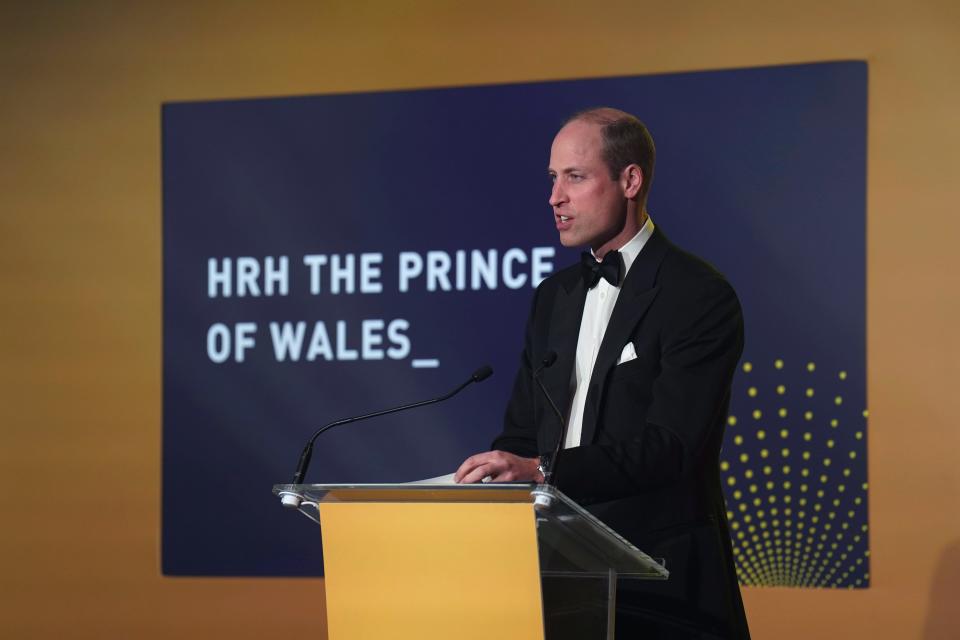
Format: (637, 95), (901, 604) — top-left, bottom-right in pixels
(726, 357), (869, 587)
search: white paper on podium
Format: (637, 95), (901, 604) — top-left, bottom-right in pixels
(406, 472), (491, 484)
(407, 472), (458, 485)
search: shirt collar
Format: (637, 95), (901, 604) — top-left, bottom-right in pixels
(591, 214), (655, 280)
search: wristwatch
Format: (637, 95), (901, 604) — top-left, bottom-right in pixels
(536, 456), (549, 484)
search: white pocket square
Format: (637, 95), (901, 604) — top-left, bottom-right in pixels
(617, 342), (638, 365)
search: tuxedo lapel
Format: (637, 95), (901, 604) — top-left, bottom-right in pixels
(580, 228), (670, 444)
(542, 268), (586, 425)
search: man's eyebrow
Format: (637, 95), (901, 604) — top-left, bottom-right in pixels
(547, 166), (584, 174)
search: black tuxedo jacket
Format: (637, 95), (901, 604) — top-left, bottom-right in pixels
(493, 228), (750, 638)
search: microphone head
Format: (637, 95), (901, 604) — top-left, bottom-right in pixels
(471, 365), (494, 382)
(541, 350), (558, 368)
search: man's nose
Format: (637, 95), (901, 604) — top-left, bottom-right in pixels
(549, 181), (566, 207)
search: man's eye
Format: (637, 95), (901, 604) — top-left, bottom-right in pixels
(569, 174), (583, 181)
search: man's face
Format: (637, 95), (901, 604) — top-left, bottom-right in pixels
(548, 120), (630, 257)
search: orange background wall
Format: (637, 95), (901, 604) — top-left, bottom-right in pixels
(2, 2), (958, 637)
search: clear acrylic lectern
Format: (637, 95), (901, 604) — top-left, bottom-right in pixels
(273, 482), (668, 640)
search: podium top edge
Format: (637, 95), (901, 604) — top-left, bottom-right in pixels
(273, 482), (539, 504)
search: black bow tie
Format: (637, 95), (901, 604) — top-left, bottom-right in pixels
(580, 250), (622, 289)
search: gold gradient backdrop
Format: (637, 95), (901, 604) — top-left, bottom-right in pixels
(1, 2), (958, 638)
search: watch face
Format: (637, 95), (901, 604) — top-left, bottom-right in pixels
(537, 457), (549, 482)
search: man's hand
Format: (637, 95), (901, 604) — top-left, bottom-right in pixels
(454, 450), (543, 484)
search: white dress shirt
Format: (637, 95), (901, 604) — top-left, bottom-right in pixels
(563, 216), (655, 449)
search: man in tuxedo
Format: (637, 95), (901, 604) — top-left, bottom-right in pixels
(455, 107), (750, 639)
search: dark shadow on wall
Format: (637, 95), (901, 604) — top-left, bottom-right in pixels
(923, 538), (960, 639)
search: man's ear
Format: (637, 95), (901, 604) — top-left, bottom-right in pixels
(621, 164), (643, 199)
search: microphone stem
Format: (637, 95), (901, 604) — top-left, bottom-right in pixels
(533, 374), (566, 483)
(307, 377), (473, 446)
(291, 368), (489, 485)
(531, 352), (568, 486)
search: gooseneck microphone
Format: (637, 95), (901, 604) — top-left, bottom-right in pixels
(282, 365), (493, 507)
(531, 350), (568, 486)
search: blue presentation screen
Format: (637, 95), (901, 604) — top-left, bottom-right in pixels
(162, 61), (867, 586)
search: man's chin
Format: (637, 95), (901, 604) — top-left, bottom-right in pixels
(558, 233), (579, 248)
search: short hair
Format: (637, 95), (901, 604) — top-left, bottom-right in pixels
(566, 107), (656, 207)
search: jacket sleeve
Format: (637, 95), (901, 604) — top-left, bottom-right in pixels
(554, 276), (744, 504)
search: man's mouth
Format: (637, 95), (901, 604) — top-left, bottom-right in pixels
(559, 215), (570, 222)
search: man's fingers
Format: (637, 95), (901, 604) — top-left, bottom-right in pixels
(454, 452), (495, 482)
(489, 468), (522, 482)
(454, 450), (530, 483)
(459, 462), (497, 484)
